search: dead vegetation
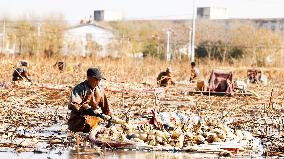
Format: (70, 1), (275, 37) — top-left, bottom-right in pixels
(1, 56), (284, 157)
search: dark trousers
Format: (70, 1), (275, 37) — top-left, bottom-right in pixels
(82, 108), (96, 116)
(81, 108), (102, 133)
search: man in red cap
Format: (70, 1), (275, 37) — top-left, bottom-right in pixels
(68, 68), (111, 133)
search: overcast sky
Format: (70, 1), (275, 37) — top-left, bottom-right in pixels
(0, 0), (284, 23)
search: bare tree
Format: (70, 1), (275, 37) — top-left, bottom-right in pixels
(41, 14), (67, 57)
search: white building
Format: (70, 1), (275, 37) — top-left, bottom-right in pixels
(197, 7), (228, 19)
(63, 24), (114, 57)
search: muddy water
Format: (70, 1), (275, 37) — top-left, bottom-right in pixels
(0, 151), (70, 159)
(72, 151), (220, 159)
(0, 150), (219, 159)
(70, 150), (227, 159)
(0, 148), (265, 159)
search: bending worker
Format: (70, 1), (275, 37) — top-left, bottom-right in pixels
(12, 60), (32, 83)
(68, 68), (112, 133)
(157, 67), (175, 87)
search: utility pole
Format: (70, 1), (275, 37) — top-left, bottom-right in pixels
(166, 29), (171, 62)
(37, 23), (41, 56)
(188, 28), (192, 61)
(190, 0), (196, 62)
(281, 46), (284, 67)
(2, 20), (5, 52)
(157, 35), (160, 55)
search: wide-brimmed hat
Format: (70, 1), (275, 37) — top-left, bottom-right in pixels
(87, 68), (106, 80)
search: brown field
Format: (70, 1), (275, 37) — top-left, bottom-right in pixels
(1, 55), (284, 158)
(1, 55), (284, 83)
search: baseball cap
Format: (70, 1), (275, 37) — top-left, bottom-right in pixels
(87, 68), (106, 80)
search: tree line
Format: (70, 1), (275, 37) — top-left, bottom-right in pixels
(1, 16), (283, 66)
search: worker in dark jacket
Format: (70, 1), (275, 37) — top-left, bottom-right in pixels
(12, 60), (32, 82)
(157, 67), (175, 87)
(68, 68), (111, 133)
(53, 61), (66, 72)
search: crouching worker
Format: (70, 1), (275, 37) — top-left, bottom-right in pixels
(12, 60), (32, 83)
(189, 62), (200, 82)
(157, 67), (175, 87)
(68, 68), (112, 133)
(53, 61), (66, 72)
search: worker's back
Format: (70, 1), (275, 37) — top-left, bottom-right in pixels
(12, 67), (27, 81)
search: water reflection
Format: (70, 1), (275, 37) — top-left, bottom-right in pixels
(69, 149), (219, 159)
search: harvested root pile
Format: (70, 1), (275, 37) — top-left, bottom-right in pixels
(88, 113), (262, 157)
(100, 79), (284, 157)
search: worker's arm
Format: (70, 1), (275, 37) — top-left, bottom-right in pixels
(88, 87), (101, 109)
(68, 87), (87, 113)
(157, 73), (162, 84)
(92, 86), (111, 115)
(87, 87), (112, 118)
(22, 71), (32, 82)
(98, 94), (111, 115)
(170, 79), (175, 85)
(87, 86), (112, 122)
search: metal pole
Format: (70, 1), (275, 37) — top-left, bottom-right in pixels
(157, 36), (160, 55)
(166, 29), (171, 61)
(188, 28), (192, 61)
(37, 23), (40, 56)
(191, 0), (196, 62)
(2, 20), (5, 52)
(281, 45), (284, 67)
